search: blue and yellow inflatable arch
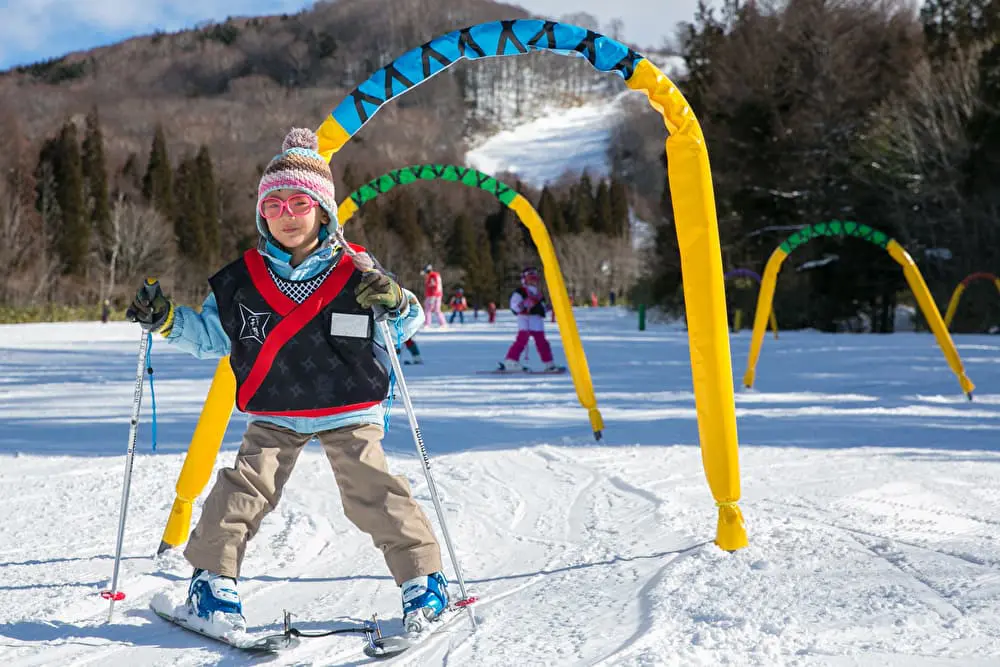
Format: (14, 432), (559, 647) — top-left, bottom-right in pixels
(159, 20), (747, 554)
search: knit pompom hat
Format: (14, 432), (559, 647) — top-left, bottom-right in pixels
(256, 128), (338, 241)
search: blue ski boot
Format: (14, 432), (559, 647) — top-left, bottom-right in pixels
(187, 568), (247, 633)
(401, 572), (449, 633)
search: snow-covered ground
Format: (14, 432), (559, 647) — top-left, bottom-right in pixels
(2, 308), (1000, 666)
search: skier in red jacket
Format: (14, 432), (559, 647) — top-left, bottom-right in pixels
(422, 264), (447, 328)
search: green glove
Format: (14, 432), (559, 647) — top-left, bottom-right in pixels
(355, 271), (404, 312)
(126, 278), (175, 335)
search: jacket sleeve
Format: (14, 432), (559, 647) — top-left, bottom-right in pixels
(509, 290), (525, 315)
(164, 292), (232, 359)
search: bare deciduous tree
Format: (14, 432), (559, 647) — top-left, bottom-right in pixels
(95, 195), (178, 301)
(551, 231), (638, 304)
(0, 179), (37, 302)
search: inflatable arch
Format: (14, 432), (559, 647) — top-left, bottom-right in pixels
(724, 268), (778, 337)
(742, 221), (975, 398)
(159, 19), (747, 554)
(318, 18), (746, 552)
(339, 164), (604, 439)
(944, 272), (1000, 330)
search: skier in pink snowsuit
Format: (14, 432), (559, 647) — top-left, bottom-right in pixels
(497, 267), (561, 372)
(422, 264), (447, 327)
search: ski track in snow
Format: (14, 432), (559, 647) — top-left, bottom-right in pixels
(2, 308), (1000, 665)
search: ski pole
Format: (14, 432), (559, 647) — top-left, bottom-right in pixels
(103, 330), (150, 622)
(377, 319), (477, 631)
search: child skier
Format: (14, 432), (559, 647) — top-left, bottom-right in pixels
(421, 264), (447, 327)
(127, 128), (448, 637)
(398, 337), (423, 364)
(448, 288), (468, 324)
(497, 267), (561, 372)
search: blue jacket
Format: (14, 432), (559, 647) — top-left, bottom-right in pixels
(165, 240), (424, 434)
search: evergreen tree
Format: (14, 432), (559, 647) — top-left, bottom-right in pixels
(387, 191), (424, 249)
(143, 124), (174, 221)
(118, 152), (142, 196)
(362, 197), (387, 232)
(341, 163), (361, 194)
(484, 204), (510, 277)
(173, 155), (207, 260)
(496, 213), (527, 293)
(652, 185), (683, 312)
(466, 224), (497, 306)
(81, 107), (111, 250)
(921, 0), (1000, 60)
(536, 186), (565, 235)
(448, 213), (477, 267)
(609, 178), (629, 238)
(678, 1), (729, 112)
(568, 172), (594, 233)
(34, 137), (61, 244)
(196, 145), (220, 263)
(54, 122), (88, 275)
(560, 185), (575, 233)
(593, 179), (612, 235)
(965, 43), (1000, 193)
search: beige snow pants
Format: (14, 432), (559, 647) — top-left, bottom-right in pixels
(184, 420), (442, 585)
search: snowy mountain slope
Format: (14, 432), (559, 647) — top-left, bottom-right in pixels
(464, 91), (655, 246)
(2, 309), (1000, 665)
(465, 92), (631, 187)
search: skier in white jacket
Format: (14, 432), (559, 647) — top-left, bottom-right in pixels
(497, 267), (561, 372)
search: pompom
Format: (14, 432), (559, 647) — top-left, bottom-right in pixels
(282, 128), (319, 153)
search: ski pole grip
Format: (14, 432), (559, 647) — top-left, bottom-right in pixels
(142, 278), (162, 303)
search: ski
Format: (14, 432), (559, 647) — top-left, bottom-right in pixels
(150, 595), (301, 652)
(152, 592), (478, 659)
(476, 367), (567, 375)
(363, 597), (477, 659)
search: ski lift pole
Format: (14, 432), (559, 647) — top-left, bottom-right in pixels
(103, 330), (150, 622)
(376, 319), (477, 631)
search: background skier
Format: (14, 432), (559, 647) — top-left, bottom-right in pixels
(448, 288), (468, 324)
(497, 267), (561, 372)
(421, 264), (447, 328)
(398, 337), (423, 364)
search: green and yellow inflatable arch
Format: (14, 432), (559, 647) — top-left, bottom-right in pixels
(742, 220), (975, 398)
(339, 164), (604, 439)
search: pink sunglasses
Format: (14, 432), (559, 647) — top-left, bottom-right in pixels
(259, 193), (319, 220)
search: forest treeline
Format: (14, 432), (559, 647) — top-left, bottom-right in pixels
(612, 0), (1000, 333)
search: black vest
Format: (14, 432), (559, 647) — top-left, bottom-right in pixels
(209, 249), (389, 416)
(513, 287), (547, 316)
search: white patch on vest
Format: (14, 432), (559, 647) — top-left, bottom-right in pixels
(330, 313), (371, 338)
(239, 303), (272, 345)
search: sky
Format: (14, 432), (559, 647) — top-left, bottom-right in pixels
(0, 0), (703, 70)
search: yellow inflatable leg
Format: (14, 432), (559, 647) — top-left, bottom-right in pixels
(158, 357), (236, 553)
